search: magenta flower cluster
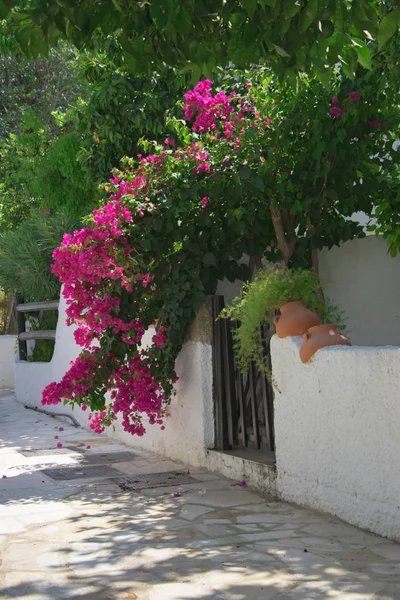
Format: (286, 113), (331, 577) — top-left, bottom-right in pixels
(183, 79), (233, 132)
(42, 195), (170, 435)
(329, 91), (361, 118)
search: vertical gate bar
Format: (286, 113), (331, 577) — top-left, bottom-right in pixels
(212, 296), (226, 450)
(248, 363), (260, 448)
(262, 321), (275, 450)
(236, 367), (246, 447)
(222, 318), (236, 448)
(258, 325), (272, 451)
(16, 295), (27, 361)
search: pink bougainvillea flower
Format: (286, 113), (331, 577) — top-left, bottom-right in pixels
(329, 107), (344, 118)
(368, 120), (380, 128)
(199, 195), (209, 214)
(331, 96), (339, 105)
(348, 91), (360, 101)
(246, 82), (252, 89)
(173, 492), (181, 497)
(57, 443), (63, 448)
(86, 445), (91, 449)
(54, 435), (59, 439)
(58, 427), (64, 431)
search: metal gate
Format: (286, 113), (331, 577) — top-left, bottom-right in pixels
(212, 295), (275, 454)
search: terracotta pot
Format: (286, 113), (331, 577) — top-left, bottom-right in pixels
(273, 301), (321, 339)
(299, 324), (352, 363)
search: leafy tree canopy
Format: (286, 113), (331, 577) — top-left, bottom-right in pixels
(2, 1), (400, 81)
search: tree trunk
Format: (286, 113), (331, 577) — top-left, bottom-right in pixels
(269, 206), (296, 264)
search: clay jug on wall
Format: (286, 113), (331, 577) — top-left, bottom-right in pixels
(273, 301), (322, 339)
(299, 324), (352, 363)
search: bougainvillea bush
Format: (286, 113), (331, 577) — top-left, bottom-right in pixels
(42, 67), (397, 436)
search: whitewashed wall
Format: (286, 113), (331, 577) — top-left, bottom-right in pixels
(14, 295), (81, 413)
(14, 295), (216, 467)
(0, 335), (17, 389)
(271, 335), (400, 542)
(319, 236), (400, 346)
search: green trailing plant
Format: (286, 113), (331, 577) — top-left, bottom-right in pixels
(219, 265), (346, 377)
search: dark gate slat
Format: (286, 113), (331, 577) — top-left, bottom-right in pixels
(212, 297), (227, 450)
(261, 322), (275, 449)
(258, 328), (273, 450)
(248, 364), (260, 449)
(221, 318), (235, 448)
(235, 367), (246, 446)
(16, 294), (27, 361)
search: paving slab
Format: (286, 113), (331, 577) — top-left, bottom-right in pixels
(1, 392), (400, 599)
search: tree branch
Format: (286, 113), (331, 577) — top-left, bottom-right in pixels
(270, 205), (296, 264)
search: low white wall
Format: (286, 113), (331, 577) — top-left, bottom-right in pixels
(14, 294), (216, 469)
(0, 335), (17, 389)
(105, 341), (214, 466)
(271, 335), (400, 541)
(14, 295), (81, 416)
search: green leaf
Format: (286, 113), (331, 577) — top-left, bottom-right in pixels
(29, 27), (49, 58)
(282, 0), (301, 19)
(351, 37), (371, 70)
(259, 0), (277, 7)
(273, 43), (290, 57)
(298, 0), (319, 34)
(0, 1), (9, 18)
(319, 19), (334, 38)
(377, 10), (400, 49)
(240, 0), (258, 19)
(111, 0), (123, 12)
(203, 252), (217, 266)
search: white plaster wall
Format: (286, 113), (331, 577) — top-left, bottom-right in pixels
(319, 236), (400, 346)
(104, 341), (215, 467)
(0, 335), (17, 389)
(14, 294), (84, 423)
(271, 335), (400, 541)
(14, 292), (216, 467)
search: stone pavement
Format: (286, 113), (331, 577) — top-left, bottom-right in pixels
(1, 392), (400, 600)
